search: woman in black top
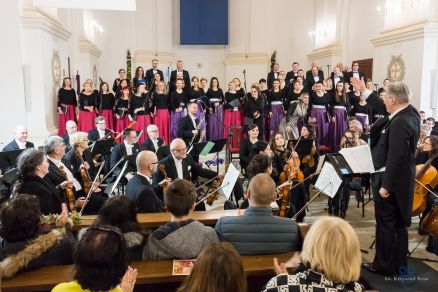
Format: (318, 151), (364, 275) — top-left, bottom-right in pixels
(99, 82), (116, 132)
(309, 81), (330, 147)
(224, 81), (243, 148)
(149, 72), (162, 93)
(170, 79), (188, 140)
(78, 81), (98, 132)
(114, 86), (131, 141)
(268, 79), (284, 136)
(239, 124), (259, 171)
(350, 94), (372, 129)
(57, 77), (77, 136)
(328, 82), (349, 150)
(12, 149), (68, 215)
(129, 82), (152, 144)
(206, 77), (224, 140)
(152, 81), (170, 144)
(115, 79), (128, 98)
(284, 80), (302, 112)
(244, 85), (266, 139)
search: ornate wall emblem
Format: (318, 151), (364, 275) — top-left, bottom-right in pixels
(387, 55), (405, 82)
(52, 51), (61, 84)
(93, 65), (98, 88)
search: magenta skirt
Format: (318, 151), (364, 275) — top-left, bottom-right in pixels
(135, 114), (152, 144)
(223, 109), (242, 148)
(78, 110), (96, 132)
(154, 109), (170, 144)
(58, 105), (76, 136)
(170, 110), (187, 140)
(115, 115), (130, 143)
(101, 109), (115, 132)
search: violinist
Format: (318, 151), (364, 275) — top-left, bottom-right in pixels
(415, 135), (438, 255)
(62, 132), (107, 214)
(88, 116), (112, 142)
(329, 130), (366, 218)
(298, 125), (319, 200)
(44, 136), (84, 213)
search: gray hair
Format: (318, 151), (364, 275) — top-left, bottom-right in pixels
(44, 136), (64, 155)
(386, 82), (411, 104)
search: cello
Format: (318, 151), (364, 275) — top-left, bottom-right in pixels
(413, 153), (438, 216)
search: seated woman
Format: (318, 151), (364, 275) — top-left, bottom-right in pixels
(52, 225), (137, 292)
(12, 149), (68, 215)
(177, 242), (246, 292)
(0, 194), (75, 278)
(264, 216), (364, 292)
(79, 195), (148, 261)
(416, 135), (438, 255)
(239, 124), (259, 171)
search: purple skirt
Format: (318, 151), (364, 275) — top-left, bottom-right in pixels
(170, 110), (186, 140)
(311, 107), (329, 147)
(269, 104), (284, 134)
(355, 113), (369, 128)
(196, 101), (206, 132)
(329, 107), (347, 150)
(207, 104), (224, 140)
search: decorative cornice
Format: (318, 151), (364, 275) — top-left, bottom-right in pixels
(224, 52), (269, 65)
(21, 4), (71, 41)
(79, 37), (102, 58)
(307, 43), (342, 60)
(156, 52), (176, 65)
(133, 50), (156, 64)
(371, 20), (438, 47)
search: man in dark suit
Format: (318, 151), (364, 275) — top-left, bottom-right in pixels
(126, 150), (169, 213)
(345, 62), (365, 90)
(355, 79), (420, 276)
(152, 138), (217, 206)
(178, 101), (201, 147)
(306, 61), (324, 84)
(62, 120), (77, 152)
(306, 66), (324, 92)
(285, 62), (300, 86)
(110, 128), (141, 182)
(2, 126), (34, 151)
(170, 60), (191, 92)
(425, 117), (438, 136)
(330, 66), (345, 91)
(88, 116), (112, 142)
(141, 124), (165, 152)
(267, 63), (280, 90)
(145, 59), (164, 87)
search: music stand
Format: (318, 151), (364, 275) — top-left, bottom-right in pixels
(90, 139), (114, 157)
(156, 145), (170, 160)
(189, 141), (209, 156)
(126, 153), (139, 173)
(0, 149), (25, 170)
(209, 139), (228, 173)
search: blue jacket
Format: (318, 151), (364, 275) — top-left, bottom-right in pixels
(215, 207), (299, 255)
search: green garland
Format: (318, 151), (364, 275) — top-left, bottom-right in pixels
(270, 50), (277, 70)
(127, 49), (132, 81)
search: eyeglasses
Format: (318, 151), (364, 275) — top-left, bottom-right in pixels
(148, 130), (158, 133)
(172, 148), (187, 153)
(97, 122), (106, 125)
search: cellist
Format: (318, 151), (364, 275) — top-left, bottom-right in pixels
(270, 132), (307, 221)
(415, 135), (438, 255)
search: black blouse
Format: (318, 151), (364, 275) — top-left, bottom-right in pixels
(239, 139), (257, 169)
(350, 102), (372, 123)
(78, 92), (98, 111)
(57, 88), (77, 107)
(115, 98), (129, 118)
(224, 92), (241, 110)
(268, 90), (283, 111)
(99, 92), (116, 110)
(152, 93), (170, 110)
(206, 89), (224, 105)
(129, 94), (151, 116)
(169, 90), (188, 111)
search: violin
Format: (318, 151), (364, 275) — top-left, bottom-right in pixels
(65, 185), (76, 213)
(76, 149), (92, 195)
(413, 154), (438, 216)
(159, 164), (169, 195)
(301, 144), (316, 168)
(206, 175), (223, 206)
(279, 165), (292, 217)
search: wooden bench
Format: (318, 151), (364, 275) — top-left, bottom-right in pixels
(1, 252), (295, 292)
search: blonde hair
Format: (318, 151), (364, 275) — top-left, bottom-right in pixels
(300, 216), (361, 283)
(70, 132), (88, 148)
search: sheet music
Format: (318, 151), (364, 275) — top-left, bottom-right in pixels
(219, 163), (239, 199)
(339, 145), (375, 174)
(314, 162), (342, 198)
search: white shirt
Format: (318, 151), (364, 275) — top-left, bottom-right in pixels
(137, 172), (152, 184)
(124, 140), (134, 156)
(173, 156), (184, 179)
(274, 72), (278, 79)
(190, 114), (197, 129)
(353, 71), (359, 79)
(334, 76), (341, 87)
(313, 76), (319, 82)
(150, 138), (159, 151)
(98, 129), (106, 139)
(15, 138), (26, 149)
(47, 156), (82, 191)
